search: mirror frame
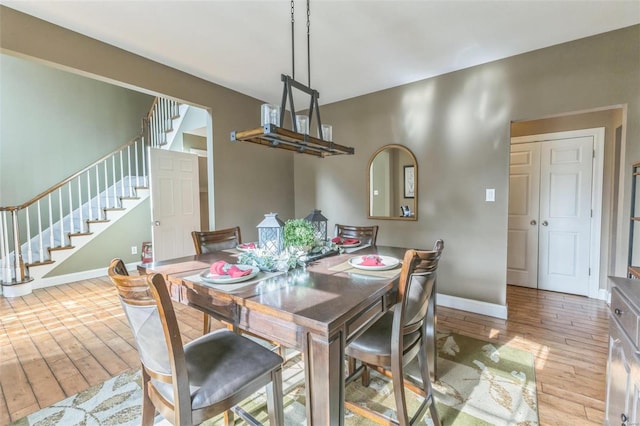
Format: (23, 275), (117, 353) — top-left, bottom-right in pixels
(367, 144), (418, 221)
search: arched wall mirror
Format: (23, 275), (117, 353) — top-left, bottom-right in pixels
(368, 144), (418, 220)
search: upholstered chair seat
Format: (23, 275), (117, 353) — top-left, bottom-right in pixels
(152, 329), (283, 411)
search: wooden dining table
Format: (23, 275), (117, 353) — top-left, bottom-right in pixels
(138, 245), (408, 425)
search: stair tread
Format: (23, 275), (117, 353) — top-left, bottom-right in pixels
(49, 245), (74, 252)
(104, 207), (126, 211)
(69, 232), (93, 237)
(87, 219), (110, 223)
(26, 260), (55, 267)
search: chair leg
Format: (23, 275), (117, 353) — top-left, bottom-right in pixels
(266, 367), (284, 426)
(348, 356), (356, 376)
(223, 409), (235, 426)
(391, 367), (410, 426)
(202, 313), (211, 334)
(362, 364), (371, 387)
(141, 369), (156, 426)
(418, 345), (440, 426)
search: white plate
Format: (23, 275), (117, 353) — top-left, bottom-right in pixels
(236, 243), (258, 252)
(199, 265), (260, 284)
(348, 255), (400, 271)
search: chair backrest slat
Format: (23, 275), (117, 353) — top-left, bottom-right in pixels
(397, 240), (444, 334)
(107, 259), (184, 382)
(192, 226), (242, 254)
(335, 224), (379, 245)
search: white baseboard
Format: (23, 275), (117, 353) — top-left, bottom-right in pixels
(437, 293), (508, 319)
(31, 262), (140, 290)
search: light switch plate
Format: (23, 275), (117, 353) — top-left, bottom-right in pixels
(486, 188), (495, 202)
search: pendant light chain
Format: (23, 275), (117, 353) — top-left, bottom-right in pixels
(291, 0), (295, 80)
(307, 0), (311, 87)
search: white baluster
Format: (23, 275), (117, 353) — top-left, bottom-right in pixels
(68, 184), (74, 234)
(77, 179), (84, 232)
(0, 211), (9, 281)
(120, 151), (125, 198)
(37, 200), (44, 262)
(135, 139), (140, 187)
(104, 160), (110, 209)
(87, 171), (93, 221)
(25, 206), (33, 265)
(48, 193), (54, 248)
(141, 136), (148, 187)
(111, 154), (117, 204)
(95, 165), (101, 218)
(127, 145), (133, 197)
(58, 188), (64, 246)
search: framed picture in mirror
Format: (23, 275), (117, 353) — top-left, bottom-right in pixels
(404, 165), (415, 198)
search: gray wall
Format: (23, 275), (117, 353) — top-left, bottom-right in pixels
(1, 6), (636, 308)
(0, 6), (295, 262)
(294, 25), (640, 306)
(0, 55), (153, 206)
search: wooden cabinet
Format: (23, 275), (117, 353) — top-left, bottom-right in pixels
(607, 277), (640, 425)
(629, 162), (640, 278)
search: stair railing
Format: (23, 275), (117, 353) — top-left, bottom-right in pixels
(147, 97), (181, 148)
(0, 135), (149, 285)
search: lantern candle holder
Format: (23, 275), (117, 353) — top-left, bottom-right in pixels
(304, 209), (328, 242)
(257, 213), (285, 255)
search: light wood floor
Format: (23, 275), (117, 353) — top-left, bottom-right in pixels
(0, 278), (609, 425)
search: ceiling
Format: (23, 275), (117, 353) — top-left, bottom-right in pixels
(3, 1), (639, 107)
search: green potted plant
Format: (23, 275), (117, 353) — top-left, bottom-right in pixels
(284, 219), (316, 254)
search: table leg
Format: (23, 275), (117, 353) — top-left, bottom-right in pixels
(304, 331), (344, 425)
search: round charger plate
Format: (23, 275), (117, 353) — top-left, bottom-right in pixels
(348, 255), (400, 271)
(199, 265), (260, 284)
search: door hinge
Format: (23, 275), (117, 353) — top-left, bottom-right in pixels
(588, 267), (591, 276)
(593, 150), (596, 158)
(591, 209), (593, 218)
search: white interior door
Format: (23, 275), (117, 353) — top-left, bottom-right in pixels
(507, 143), (540, 288)
(538, 137), (593, 295)
(508, 136), (593, 296)
(149, 148), (200, 262)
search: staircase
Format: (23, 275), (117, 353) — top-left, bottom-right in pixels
(0, 97), (184, 297)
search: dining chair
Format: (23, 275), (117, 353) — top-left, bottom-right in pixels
(191, 226), (242, 255)
(335, 224), (379, 245)
(344, 245), (443, 426)
(191, 227), (242, 334)
(107, 259), (284, 426)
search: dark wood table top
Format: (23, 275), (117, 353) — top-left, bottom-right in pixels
(138, 245), (408, 333)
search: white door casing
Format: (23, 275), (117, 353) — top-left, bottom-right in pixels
(149, 148), (200, 262)
(509, 128), (604, 299)
(507, 144), (541, 288)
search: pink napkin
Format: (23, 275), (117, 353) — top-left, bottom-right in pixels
(331, 237), (360, 245)
(226, 265), (252, 278)
(359, 255), (385, 266)
(209, 261), (251, 278)
(239, 242), (256, 249)
(210, 260), (228, 275)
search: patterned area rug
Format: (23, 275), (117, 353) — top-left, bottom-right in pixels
(10, 332), (538, 425)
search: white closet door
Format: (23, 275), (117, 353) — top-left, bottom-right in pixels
(538, 137), (593, 295)
(507, 143), (540, 288)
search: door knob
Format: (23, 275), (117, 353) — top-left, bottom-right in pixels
(530, 220), (537, 226)
(154, 221), (161, 226)
(542, 220), (548, 226)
